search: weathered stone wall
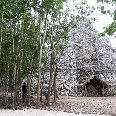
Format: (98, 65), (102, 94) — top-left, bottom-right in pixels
(55, 18), (116, 96)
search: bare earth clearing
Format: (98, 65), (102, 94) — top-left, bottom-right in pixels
(0, 109), (109, 116)
(40, 96), (116, 116)
(0, 96), (116, 116)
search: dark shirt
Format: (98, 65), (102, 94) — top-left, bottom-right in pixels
(22, 84), (27, 93)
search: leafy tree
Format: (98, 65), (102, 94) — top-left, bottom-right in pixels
(0, 0), (77, 109)
(97, 0), (116, 35)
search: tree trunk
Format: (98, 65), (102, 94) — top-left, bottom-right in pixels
(27, 48), (34, 107)
(37, 46), (42, 107)
(27, 73), (31, 107)
(0, 13), (3, 57)
(5, 64), (10, 107)
(47, 38), (54, 105)
(12, 48), (19, 109)
(47, 56), (53, 105)
(17, 51), (23, 105)
(37, 11), (47, 108)
(12, 62), (17, 110)
(53, 64), (57, 103)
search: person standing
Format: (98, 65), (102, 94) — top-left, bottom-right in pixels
(22, 82), (27, 103)
(42, 81), (48, 100)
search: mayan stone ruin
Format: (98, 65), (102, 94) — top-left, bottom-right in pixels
(55, 17), (116, 97)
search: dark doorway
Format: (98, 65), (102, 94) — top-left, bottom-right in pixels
(84, 76), (107, 97)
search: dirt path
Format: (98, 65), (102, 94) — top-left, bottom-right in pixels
(41, 96), (116, 115)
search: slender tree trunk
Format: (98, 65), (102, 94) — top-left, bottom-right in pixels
(27, 48), (34, 107)
(12, 62), (17, 110)
(15, 61), (18, 107)
(47, 38), (54, 105)
(53, 63), (57, 103)
(5, 64), (10, 107)
(0, 13), (3, 57)
(37, 11), (47, 108)
(12, 47), (19, 109)
(47, 55), (53, 105)
(20, 50), (24, 107)
(17, 51), (22, 105)
(16, 52), (21, 106)
(3, 66), (7, 106)
(27, 73), (31, 107)
(37, 46), (42, 107)
(36, 13), (41, 109)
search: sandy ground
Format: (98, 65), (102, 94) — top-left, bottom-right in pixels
(40, 96), (116, 116)
(0, 109), (110, 116)
(0, 96), (116, 116)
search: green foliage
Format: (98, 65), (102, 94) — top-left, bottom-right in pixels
(0, 0), (73, 83)
(97, 0), (116, 35)
(104, 22), (116, 35)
